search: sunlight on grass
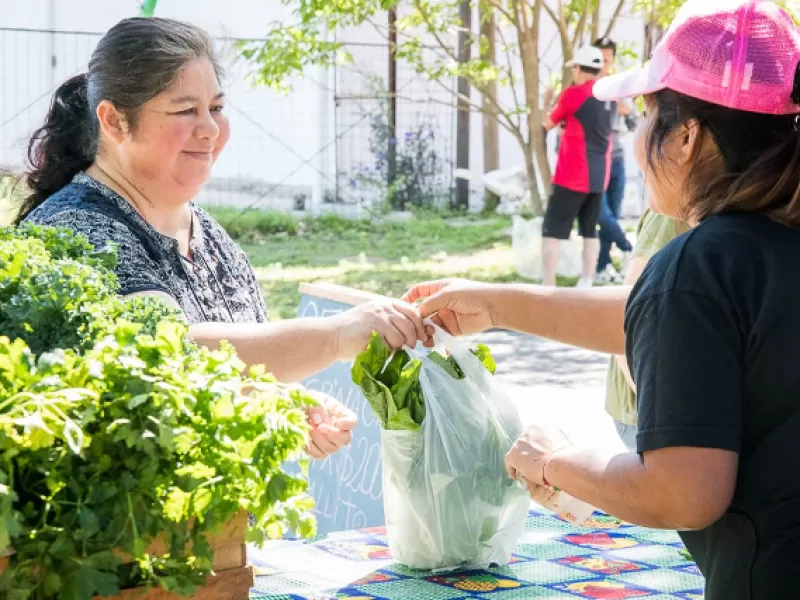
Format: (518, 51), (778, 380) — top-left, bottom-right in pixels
(256, 247), (579, 320)
(205, 207), (512, 268)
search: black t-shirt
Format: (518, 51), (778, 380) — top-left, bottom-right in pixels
(625, 213), (800, 600)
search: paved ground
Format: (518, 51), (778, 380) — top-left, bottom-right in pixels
(472, 330), (623, 450)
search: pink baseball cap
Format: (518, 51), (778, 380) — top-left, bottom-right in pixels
(594, 0), (800, 115)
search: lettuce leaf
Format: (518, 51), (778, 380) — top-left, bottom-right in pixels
(351, 333), (496, 432)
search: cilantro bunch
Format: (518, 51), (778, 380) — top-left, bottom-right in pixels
(0, 225), (316, 600)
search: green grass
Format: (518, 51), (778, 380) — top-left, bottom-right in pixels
(202, 206), (588, 320)
(206, 207), (512, 268)
(203, 207), (529, 319)
(257, 258), (581, 320)
(0, 191), (579, 320)
(259, 262), (535, 321)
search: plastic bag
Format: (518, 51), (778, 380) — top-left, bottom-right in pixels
(511, 215), (583, 280)
(380, 327), (530, 571)
(482, 166), (530, 215)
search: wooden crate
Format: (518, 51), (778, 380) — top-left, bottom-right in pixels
(91, 566), (254, 600)
(0, 512), (252, 600)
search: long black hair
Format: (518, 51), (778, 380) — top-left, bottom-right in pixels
(18, 17), (221, 223)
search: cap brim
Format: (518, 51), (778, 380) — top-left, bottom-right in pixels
(593, 65), (664, 101)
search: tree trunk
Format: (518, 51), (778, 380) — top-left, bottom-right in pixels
(480, 7), (500, 213)
(518, 0), (546, 215)
(603, 0), (628, 39)
(518, 0), (550, 217)
(480, 7), (499, 175)
(591, 0), (601, 41)
(522, 142), (544, 216)
(558, 21), (573, 90)
(454, 0), (472, 210)
(643, 18), (663, 64)
(533, 125), (551, 198)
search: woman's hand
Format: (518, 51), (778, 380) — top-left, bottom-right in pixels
(305, 392), (358, 459)
(522, 480), (572, 513)
(505, 424), (574, 487)
(402, 279), (499, 337)
(331, 299), (429, 361)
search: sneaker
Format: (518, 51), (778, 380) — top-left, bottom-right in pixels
(576, 276), (593, 289)
(594, 264), (623, 285)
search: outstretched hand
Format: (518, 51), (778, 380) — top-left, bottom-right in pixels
(332, 299), (431, 360)
(305, 391), (358, 459)
(402, 279), (499, 338)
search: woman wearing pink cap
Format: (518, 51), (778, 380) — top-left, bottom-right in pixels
(406, 1), (800, 596)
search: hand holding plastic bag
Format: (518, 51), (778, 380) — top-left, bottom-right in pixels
(378, 327), (530, 571)
(505, 424), (596, 525)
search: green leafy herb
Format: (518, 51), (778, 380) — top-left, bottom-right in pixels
(0, 225), (318, 599)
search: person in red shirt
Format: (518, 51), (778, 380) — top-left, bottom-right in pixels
(542, 45), (616, 287)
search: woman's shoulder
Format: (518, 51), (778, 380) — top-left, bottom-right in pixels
(25, 180), (124, 228)
(24, 182), (154, 260)
(633, 213), (779, 303)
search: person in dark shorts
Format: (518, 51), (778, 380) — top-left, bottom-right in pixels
(542, 45), (615, 287)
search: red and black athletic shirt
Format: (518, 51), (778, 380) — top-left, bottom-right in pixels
(550, 80), (616, 194)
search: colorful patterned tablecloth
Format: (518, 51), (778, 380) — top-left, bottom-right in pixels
(248, 509), (704, 599)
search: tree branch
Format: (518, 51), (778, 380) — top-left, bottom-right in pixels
(482, 0), (518, 29)
(571, 1), (590, 49)
(602, 0), (627, 39)
(409, 0), (517, 134)
(542, 2), (560, 26)
(496, 25), (523, 131)
(402, 81), (525, 142)
(591, 0), (601, 41)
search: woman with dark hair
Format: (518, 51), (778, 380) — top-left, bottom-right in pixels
(406, 1), (800, 597)
(21, 17), (429, 460)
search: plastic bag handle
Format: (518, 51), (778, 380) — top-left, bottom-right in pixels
(406, 321), (475, 360)
(428, 322), (475, 357)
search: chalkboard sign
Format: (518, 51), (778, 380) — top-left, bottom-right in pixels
(296, 283), (385, 534)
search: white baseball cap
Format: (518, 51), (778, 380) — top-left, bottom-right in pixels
(566, 46), (604, 70)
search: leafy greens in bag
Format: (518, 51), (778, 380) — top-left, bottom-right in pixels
(352, 333), (496, 431)
(352, 329), (528, 571)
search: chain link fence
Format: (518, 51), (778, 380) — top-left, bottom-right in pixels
(0, 26), (457, 217)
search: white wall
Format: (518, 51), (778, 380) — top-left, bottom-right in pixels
(0, 0), (336, 211)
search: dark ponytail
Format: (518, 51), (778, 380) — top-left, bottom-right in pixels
(17, 17), (221, 224)
(18, 74), (95, 223)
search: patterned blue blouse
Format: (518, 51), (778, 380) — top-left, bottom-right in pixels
(25, 173), (268, 324)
